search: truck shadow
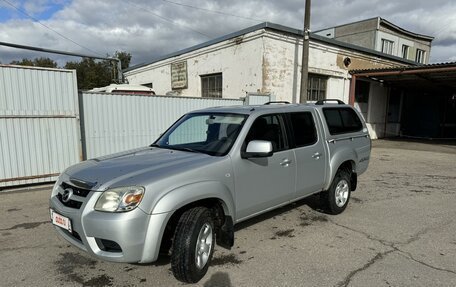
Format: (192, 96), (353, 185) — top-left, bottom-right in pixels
(148, 195), (326, 266)
(203, 272), (232, 287)
(234, 194), (324, 232)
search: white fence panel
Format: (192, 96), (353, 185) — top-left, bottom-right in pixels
(81, 93), (244, 159)
(245, 93), (272, 105)
(0, 65), (80, 188)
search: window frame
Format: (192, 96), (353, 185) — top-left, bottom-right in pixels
(381, 39), (394, 55)
(415, 49), (426, 64)
(200, 73), (223, 98)
(285, 112), (319, 148)
(401, 45), (409, 59)
(322, 107), (363, 135)
(242, 113), (290, 153)
(307, 74), (328, 102)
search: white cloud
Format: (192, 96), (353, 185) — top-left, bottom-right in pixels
(23, 0), (52, 16)
(0, 0), (455, 65)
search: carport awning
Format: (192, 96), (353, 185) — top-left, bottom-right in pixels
(351, 62), (456, 89)
(348, 62), (456, 104)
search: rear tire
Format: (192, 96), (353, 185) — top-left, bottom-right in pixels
(171, 207), (215, 283)
(321, 169), (351, 215)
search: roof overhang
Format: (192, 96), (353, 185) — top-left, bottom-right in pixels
(350, 63), (456, 91)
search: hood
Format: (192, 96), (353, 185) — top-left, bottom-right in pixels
(64, 147), (215, 190)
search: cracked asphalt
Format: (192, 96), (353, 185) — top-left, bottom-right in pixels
(1, 140), (455, 287)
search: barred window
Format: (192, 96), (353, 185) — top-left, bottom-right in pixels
(307, 74), (327, 101)
(201, 73), (222, 98)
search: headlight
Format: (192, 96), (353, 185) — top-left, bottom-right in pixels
(94, 186), (145, 212)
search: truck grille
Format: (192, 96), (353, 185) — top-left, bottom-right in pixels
(57, 182), (91, 209)
(57, 193), (83, 209)
(61, 182), (91, 197)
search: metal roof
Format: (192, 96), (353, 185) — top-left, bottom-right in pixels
(351, 62), (456, 91)
(124, 22), (417, 73)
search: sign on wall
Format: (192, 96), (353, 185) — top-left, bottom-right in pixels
(171, 61), (188, 89)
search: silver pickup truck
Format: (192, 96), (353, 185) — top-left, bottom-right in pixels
(50, 100), (371, 283)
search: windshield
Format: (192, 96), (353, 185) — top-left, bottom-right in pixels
(154, 113), (247, 156)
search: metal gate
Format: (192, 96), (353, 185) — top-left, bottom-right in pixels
(0, 65), (81, 187)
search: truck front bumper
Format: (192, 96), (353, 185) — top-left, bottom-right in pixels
(49, 185), (170, 264)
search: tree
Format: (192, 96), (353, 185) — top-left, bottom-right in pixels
(10, 57), (57, 68)
(8, 50), (132, 90)
(115, 51), (131, 70)
(65, 58), (112, 90)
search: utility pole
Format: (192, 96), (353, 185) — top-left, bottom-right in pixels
(299, 0), (311, 103)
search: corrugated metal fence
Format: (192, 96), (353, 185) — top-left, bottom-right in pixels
(0, 65), (80, 187)
(1, 64), (270, 187)
(80, 92), (247, 159)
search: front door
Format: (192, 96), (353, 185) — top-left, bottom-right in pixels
(233, 114), (296, 221)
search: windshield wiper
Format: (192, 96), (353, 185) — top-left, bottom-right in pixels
(176, 147), (203, 154)
(151, 144), (206, 154)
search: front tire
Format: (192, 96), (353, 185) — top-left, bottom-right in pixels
(322, 169), (351, 215)
(171, 207), (215, 283)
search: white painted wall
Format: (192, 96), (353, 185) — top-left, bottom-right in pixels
(375, 31), (428, 63)
(315, 28), (335, 38)
(126, 30), (265, 99)
(366, 82), (388, 139)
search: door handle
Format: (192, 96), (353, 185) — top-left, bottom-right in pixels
(280, 159), (292, 166)
(312, 152), (322, 160)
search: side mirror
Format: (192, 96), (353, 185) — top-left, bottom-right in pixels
(241, 140), (273, 159)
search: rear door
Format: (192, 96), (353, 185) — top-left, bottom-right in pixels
(233, 114), (296, 220)
(287, 111), (326, 198)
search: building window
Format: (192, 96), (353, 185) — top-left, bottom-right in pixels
(401, 45), (409, 59)
(381, 39), (394, 55)
(307, 74), (327, 101)
(416, 49), (426, 63)
(201, 73), (222, 98)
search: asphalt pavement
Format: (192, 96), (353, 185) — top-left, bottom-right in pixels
(1, 140), (455, 287)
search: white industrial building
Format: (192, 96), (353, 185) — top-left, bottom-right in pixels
(124, 21), (426, 138)
(315, 17), (433, 64)
(124, 22), (417, 105)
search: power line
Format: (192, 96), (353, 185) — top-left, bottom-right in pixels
(125, 1), (212, 38)
(1, 0), (104, 57)
(161, 0), (266, 23)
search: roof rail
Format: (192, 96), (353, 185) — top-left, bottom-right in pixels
(315, 99), (345, 105)
(264, 101), (291, 105)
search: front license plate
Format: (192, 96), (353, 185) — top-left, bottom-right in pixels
(50, 209), (72, 233)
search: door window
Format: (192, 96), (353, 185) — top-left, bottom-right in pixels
(289, 112), (318, 147)
(245, 114), (287, 152)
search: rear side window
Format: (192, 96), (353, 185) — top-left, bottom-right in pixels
(289, 112), (317, 147)
(323, 108), (362, 135)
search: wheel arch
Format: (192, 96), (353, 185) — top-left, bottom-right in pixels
(146, 181), (235, 260)
(326, 148), (357, 191)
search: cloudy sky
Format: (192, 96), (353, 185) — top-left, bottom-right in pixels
(1, 0), (455, 66)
